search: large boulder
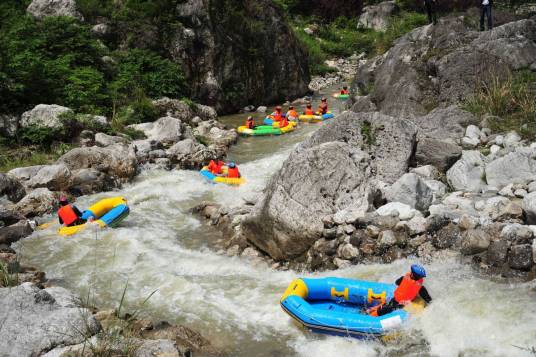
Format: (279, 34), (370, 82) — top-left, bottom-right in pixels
(523, 192), (536, 224)
(94, 133), (127, 147)
(0, 114), (19, 137)
(0, 221), (33, 245)
(19, 104), (72, 129)
(26, 0), (83, 20)
(385, 173), (433, 211)
(0, 283), (100, 357)
(485, 152), (536, 189)
(57, 144), (137, 187)
(14, 188), (59, 217)
(166, 139), (216, 169)
(7, 166), (45, 184)
(128, 116), (187, 146)
(446, 151), (486, 192)
(241, 112), (417, 260)
(26, 164), (72, 191)
(415, 137), (462, 172)
(194, 120), (238, 148)
(357, 1), (399, 31)
(0, 173), (26, 203)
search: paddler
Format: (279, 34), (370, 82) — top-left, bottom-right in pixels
(369, 264), (432, 316)
(304, 102), (314, 115)
(245, 116), (255, 129)
(286, 106), (298, 121)
(207, 159), (225, 175)
(57, 196), (85, 227)
(270, 105), (283, 122)
(341, 86), (349, 95)
(226, 162), (241, 178)
(317, 97), (328, 115)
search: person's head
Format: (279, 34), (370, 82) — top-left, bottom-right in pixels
(247, 116), (253, 120)
(289, 106), (294, 110)
(321, 97), (327, 102)
(306, 102), (312, 108)
(229, 162), (236, 168)
(343, 86), (348, 90)
(276, 105), (282, 111)
(59, 196), (69, 206)
(410, 264), (426, 280)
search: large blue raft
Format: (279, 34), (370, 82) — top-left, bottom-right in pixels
(280, 277), (424, 339)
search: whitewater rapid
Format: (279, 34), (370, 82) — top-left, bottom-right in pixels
(15, 93), (536, 356)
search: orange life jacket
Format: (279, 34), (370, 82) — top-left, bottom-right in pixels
(280, 117), (289, 128)
(287, 110), (298, 119)
(58, 205), (78, 226)
(227, 167), (240, 178)
(305, 108), (314, 115)
(394, 273), (423, 304)
(341, 89), (349, 95)
(208, 160), (224, 174)
(273, 111), (283, 121)
(246, 118), (255, 129)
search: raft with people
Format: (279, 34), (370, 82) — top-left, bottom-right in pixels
(237, 122), (296, 136)
(58, 196), (130, 236)
(199, 165), (245, 185)
(298, 112), (334, 123)
(280, 277), (425, 339)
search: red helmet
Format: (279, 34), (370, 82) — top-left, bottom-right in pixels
(59, 195), (68, 203)
(276, 105), (282, 110)
(321, 97), (327, 102)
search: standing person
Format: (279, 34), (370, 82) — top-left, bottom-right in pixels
(424, 0), (437, 25)
(57, 196), (85, 227)
(480, 0), (493, 31)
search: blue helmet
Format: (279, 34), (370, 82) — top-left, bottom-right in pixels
(411, 264), (426, 278)
(228, 162), (236, 168)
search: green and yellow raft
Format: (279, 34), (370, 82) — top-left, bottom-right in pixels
(237, 122), (296, 136)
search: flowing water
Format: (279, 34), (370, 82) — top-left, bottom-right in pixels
(16, 87), (536, 356)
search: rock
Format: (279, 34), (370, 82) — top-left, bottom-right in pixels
(503, 131), (521, 147)
(91, 23), (111, 37)
(0, 114), (19, 137)
(458, 214), (478, 230)
(486, 152), (536, 190)
(405, 215), (427, 235)
(415, 138), (462, 172)
(433, 223), (461, 249)
(0, 208), (25, 227)
(241, 111), (417, 260)
(128, 116), (185, 146)
(166, 139), (215, 170)
(256, 106), (267, 113)
(461, 136), (480, 149)
(376, 202), (417, 220)
(0, 173), (26, 202)
(194, 120), (238, 148)
(193, 103), (218, 122)
(57, 144), (137, 186)
(333, 257), (352, 269)
(385, 173), (433, 211)
(357, 1), (399, 31)
(500, 224), (534, 244)
(0, 283), (100, 356)
(497, 201), (523, 221)
(8, 166), (45, 184)
(460, 229), (491, 255)
(495, 135), (505, 146)
(27, 0), (83, 20)
(365, 225), (381, 238)
(243, 105), (255, 112)
(14, 188), (58, 217)
(490, 144), (501, 155)
(69, 168), (111, 195)
(514, 188), (528, 198)
(424, 179), (448, 203)
(0, 221), (33, 245)
(378, 230), (397, 249)
(508, 244), (533, 271)
(487, 240), (509, 267)
(26, 164), (72, 191)
(410, 165), (440, 180)
(523, 192), (536, 224)
(94, 133), (127, 147)
(337, 243), (360, 260)
(465, 125), (481, 140)
(528, 181), (536, 193)
(411, 105), (477, 143)
(19, 104), (72, 129)
(446, 151), (486, 192)
(498, 183), (515, 197)
(152, 97), (194, 122)
(350, 95), (377, 113)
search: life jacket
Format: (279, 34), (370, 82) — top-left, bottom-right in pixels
(393, 273), (423, 304)
(341, 89), (349, 95)
(208, 160), (224, 174)
(227, 167), (240, 178)
(273, 111), (283, 121)
(58, 205), (78, 226)
(246, 118), (255, 129)
(287, 110), (298, 119)
(280, 117), (289, 128)
(305, 108), (314, 115)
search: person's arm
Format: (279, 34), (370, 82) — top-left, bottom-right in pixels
(73, 205), (83, 217)
(395, 276), (403, 285)
(58, 215), (63, 224)
(419, 286), (432, 304)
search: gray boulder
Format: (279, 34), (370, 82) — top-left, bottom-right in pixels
(485, 152), (536, 189)
(69, 168), (111, 195)
(0, 283), (99, 357)
(94, 133), (127, 147)
(350, 95), (377, 113)
(19, 104), (72, 129)
(0, 114), (19, 137)
(27, 0), (83, 19)
(376, 202), (418, 220)
(128, 116), (185, 146)
(386, 173), (433, 211)
(358, 1), (399, 31)
(14, 188), (58, 217)
(8, 166), (45, 183)
(523, 192), (536, 224)
(0, 221), (33, 245)
(460, 229), (491, 255)
(410, 165), (441, 180)
(0, 173), (26, 202)
(508, 244), (533, 271)
(415, 137), (462, 172)
(446, 151), (486, 192)
(500, 223), (534, 244)
(194, 120), (238, 148)
(487, 240), (509, 267)
(26, 164), (72, 191)
(166, 139), (216, 169)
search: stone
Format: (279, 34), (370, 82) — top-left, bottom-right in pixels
(523, 192), (536, 224)
(357, 1), (399, 31)
(350, 95), (377, 113)
(465, 125), (481, 140)
(194, 120), (238, 148)
(14, 188), (58, 217)
(410, 165), (440, 180)
(378, 230), (397, 248)
(498, 183), (515, 197)
(461, 136), (480, 149)
(0, 221), (33, 245)
(458, 214), (478, 230)
(446, 150), (486, 192)
(366, 225), (380, 238)
(487, 240), (509, 267)
(528, 181), (536, 193)
(405, 215), (427, 236)
(424, 179), (448, 203)
(19, 104), (72, 129)
(490, 144), (501, 155)
(257, 106), (267, 113)
(27, 0), (83, 20)
(415, 137), (462, 172)
(376, 202), (417, 220)
(0, 283), (100, 356)
(503, 131), (521, 147)
(0, 114), (19, 137)
(0, 173), (26, 202)
(385, 173), (433, 211)
(94, 132), (127, 147)
(166, 139), (215, 170)
(433, 223), (461, 249)
(26, 164), (72, 191)
(333, 257), (352, 269)
(495, 135), (504, 146)
(508, 244), (533, 271)
(500, 224), (534, 244)
(243, 105), (255, 112)
(514, 188), (528, 198)
(91, 23), (110, 37)
(337, 243), (360, 260)
(460, 229), (491, 255)
(485, 152), (536, 189)
(128, 116), (185, 146)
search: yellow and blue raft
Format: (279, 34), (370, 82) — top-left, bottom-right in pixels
(298, 112), (334, 123)
(58, 197), (130, 236)
(280, 277), (425, 340)
(200, 166), (245, 185)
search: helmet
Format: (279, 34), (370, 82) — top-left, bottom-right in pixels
(321, 97), (327, 101)
(306, 103), (312, 107)
(59, 195), (68, 203)
(276, 105), (282, 110)
(229, 162), (236, 168)
(343, 86), (348, 90)
(411, 264), (426, 278)
(247, 116), (253, 120)
(289, 105), (294, 109)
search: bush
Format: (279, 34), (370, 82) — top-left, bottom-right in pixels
(18, 125), (65, 148)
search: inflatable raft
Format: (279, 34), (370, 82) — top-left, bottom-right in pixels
(200, 166), (245, 185)
(263, 117), (297, 126)
(298, 112), (334, 123)
(58, 197), (130, 236)
(280, 277), (424, 339)
(333, 93), (350, 100)
(237, 122), (296, 136)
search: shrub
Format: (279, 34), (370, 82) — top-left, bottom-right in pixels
(18, 125), (65, 148)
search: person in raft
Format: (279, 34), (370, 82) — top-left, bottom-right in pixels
(317, 97), (328, 114)
(270, 105), (284, 122)
(369, 264), (432, 316)
(279, 113), (289, 128)
(286, 106), (298, 121)
(226, 162), (241, 178)
(304, 102), (314, 115)
(57, 196), (86, 227)
(245, 116), (255, 129)
(207, 159), (225, 175)
(340, 86), (349, 95)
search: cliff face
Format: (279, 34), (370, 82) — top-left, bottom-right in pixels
(169, 0), (310, 113)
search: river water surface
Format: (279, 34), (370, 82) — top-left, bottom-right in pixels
(16, 88), (536, 356)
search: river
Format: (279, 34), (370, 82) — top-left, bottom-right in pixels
(15, 87), (536, 356)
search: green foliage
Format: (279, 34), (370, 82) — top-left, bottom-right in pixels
(464, 70), (536, 139)
(0, 145), (64, 173)
(18, 125), (65, 148)
(0, 261), (18, 287)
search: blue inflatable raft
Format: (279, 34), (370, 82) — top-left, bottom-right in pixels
(263, 115), (292, 126)
(280, 277), (424, 339)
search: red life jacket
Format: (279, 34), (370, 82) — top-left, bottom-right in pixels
(273, 111), (283, 121)
(208, 160), (224, 174)
(394, 273), (423, 304)
(341, 89), (349, 95)
(58, 205), (78, 226)
(305, 108), (314, 115)
(246, 119), (255, 129)
(227, 167), (240, 178)
(280, 117), (289, 128)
